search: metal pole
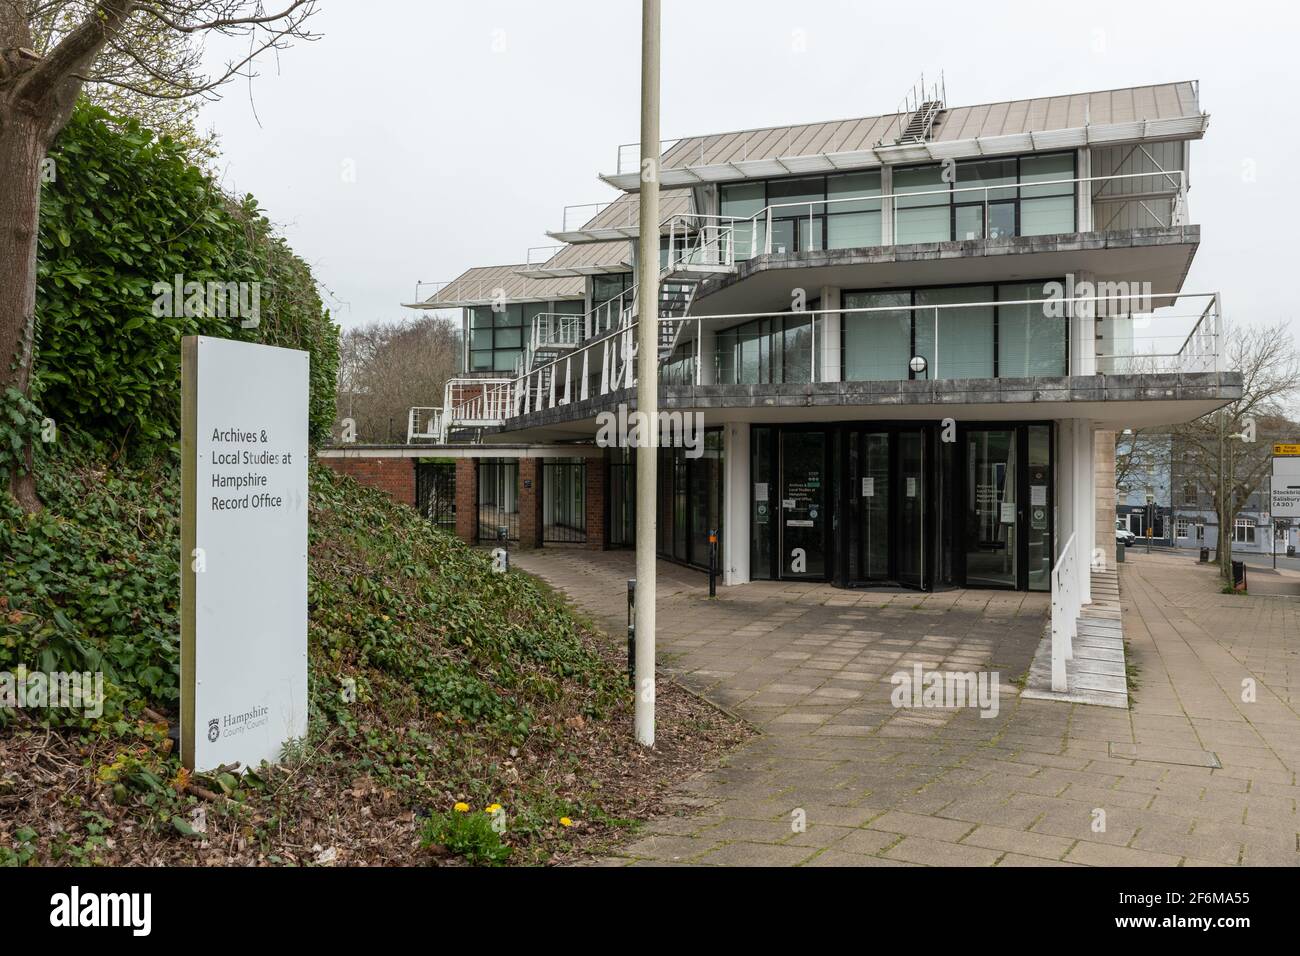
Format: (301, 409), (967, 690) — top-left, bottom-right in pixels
(634, 0), (660, 748)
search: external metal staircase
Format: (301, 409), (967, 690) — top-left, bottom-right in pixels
(896, 100), (944, 144)
(657, 277), (699, 360)
(879, 72), (947, 147)
(422, 213), (731, 443)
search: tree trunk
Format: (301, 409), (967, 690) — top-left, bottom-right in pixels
(1217, 503), (1233, 581)
(0, 110), (46, 512)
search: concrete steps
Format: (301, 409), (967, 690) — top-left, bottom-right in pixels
(1021, 567), (1129, 709)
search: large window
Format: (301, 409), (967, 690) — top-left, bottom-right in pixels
(468, 299), (581, 373)
(997, 282), (1067, 376)
(895, 153), (1076, 242)
(842, 291), (910, 381)
(715, 310), (817, 385)
(720, 170), (883, 259)
(840, 281), (1068, 382)
(1234, 517), (1256, 544)
(592, 273), (632, 309)
(719, 153), (1074, 258)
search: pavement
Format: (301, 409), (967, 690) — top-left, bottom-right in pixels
(513, 548), (1300, 867)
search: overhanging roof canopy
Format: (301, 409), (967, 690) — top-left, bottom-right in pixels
(601, 81), (1208, 191)
(403, 263), (584, 309)
(516, 239), (631, 279)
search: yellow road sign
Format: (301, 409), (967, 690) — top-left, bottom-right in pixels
(1274, 443), (1300, 456)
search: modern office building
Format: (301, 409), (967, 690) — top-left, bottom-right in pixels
(325, 78), (1240, 601)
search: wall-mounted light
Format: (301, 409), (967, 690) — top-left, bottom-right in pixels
(909, 355), (928, 379)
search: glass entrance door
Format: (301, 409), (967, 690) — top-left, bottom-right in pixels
(897, 430), (927, 589)
(779, 430), (826, 579)
(965, 429), (1018, 588)
(847, 431), (891, 583)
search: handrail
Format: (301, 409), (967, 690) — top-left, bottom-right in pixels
(725, 170), (1187, 256)
(496, 289), (1221, 424)
(406, 407), (443, 444)
(1050, 532), (1080, 692)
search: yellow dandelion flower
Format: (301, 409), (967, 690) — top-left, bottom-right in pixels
(453, 802), (470, 813)
(559, 816), (573, 828)
(485, 803), (502, 814)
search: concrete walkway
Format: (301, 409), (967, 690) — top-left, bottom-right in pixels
(514, 548), (1300, 866)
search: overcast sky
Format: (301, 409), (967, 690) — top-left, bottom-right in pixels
(199, 0), (1298, 339)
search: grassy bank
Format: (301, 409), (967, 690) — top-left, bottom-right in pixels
(0, 443), (746, 865)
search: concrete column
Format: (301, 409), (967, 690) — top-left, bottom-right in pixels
(880, 165), (894, 246)
(518, 458), (543, 549)
(1071, 270), (1098, 375)
(1074, 421), (1094, 602)
(1077, 148), (1093, 232)
(1056, 420), (1075, 561)
(722, 422), (750, 585)
(454, 458), (477, 544)
(819, 286), (841, 383)
(698, 325), (717, 385)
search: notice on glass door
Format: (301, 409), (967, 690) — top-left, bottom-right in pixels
(1031, 485), (1047, 506)
(1000, 501), (1017, 523)
(862, 477), (874, 497)
(754, 482), (768, 502)
(906, 477), (917, 498)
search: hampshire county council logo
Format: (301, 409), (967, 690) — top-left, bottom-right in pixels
(207, 718), (220, 743)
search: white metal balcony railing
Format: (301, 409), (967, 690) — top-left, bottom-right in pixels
(423, 171), (1187, 311)
(523, 216), (734, 362)
(406, 406), (444, 443)
(418, 289), (1222, 441)
(489, 290), (1223, 426)
(685, 170), (1187, 263)
(1050, 533), (1080, 693)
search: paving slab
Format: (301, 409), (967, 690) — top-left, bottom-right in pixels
(513, 549), (1300, 867)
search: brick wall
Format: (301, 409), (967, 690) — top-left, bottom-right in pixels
(454, 458), (477, 545)
(320, 457), (415, 508)
(518, 458), (542, 549)
(584, 453), (607, 550)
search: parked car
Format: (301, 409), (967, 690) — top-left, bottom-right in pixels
(1115, 526), (1137, 546)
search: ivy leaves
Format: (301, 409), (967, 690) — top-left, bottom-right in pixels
(33, 103), (338, 453)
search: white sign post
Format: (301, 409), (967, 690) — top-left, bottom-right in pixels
(181, 336), (309, 771)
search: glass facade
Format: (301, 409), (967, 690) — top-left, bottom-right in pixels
(608, 432), (725, 573)
(468, 299), (582, 373)
(750, 422), (1052, 591)
(718, 152), (1074, 259)
(721, 170), (883, 259)
(841, 281), (1068, 382)
(715, 312), (816, 385)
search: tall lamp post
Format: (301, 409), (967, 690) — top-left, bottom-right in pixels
(634, 0), (660, 747)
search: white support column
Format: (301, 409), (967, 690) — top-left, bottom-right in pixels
(819, 286), (841, 383)
(698, 325), (717, 385)
(880, 165), (894, 246)
(1057, 419), (1076, 558)
(1071, 270), (1098, 376)
(1077, 147), (1093, 233)
(722, 422), (750, 586)
(1074, 419), (1094, 604)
